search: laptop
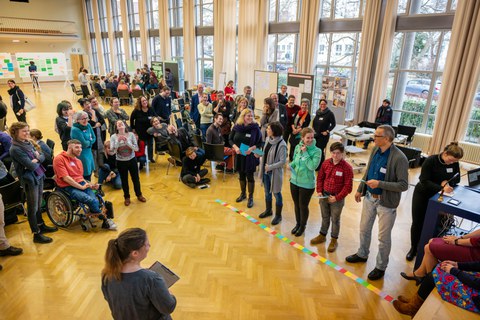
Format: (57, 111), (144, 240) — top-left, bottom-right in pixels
(467, 167), (480, 191)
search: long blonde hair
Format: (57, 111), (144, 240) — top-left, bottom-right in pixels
(235, 108), (255, 125)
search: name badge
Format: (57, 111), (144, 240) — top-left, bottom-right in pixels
(446, 168), (453, 173)
(166, 104), (170, 107)
(70, 162), (76, 166)
(281, 114), (285, 117)
(245, 133), (251, 138)
(320, 117), (324, 120)
(380, 167), (387, 174)
(335, 171), (343, 177)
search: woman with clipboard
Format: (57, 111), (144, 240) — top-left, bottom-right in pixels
(102, 228), (177, 320)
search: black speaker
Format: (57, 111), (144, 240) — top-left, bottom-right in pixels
(397, 145), (422, 168)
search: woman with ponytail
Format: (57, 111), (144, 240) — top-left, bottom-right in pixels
(101, 228), (177, 320)
(404, 142), (463, 262)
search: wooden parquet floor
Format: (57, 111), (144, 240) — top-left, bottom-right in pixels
(1, 82), (472, 319)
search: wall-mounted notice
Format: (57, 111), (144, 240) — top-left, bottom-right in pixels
(16, 52), (67, 77)
(253, 70), (278, 115)
(286, 72), (315, 109)
(321, 76), (349, 124)
(0, 53), (15, 79)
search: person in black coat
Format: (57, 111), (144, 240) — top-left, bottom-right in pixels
(151, 86), (172, 124)
(363, 99), (393, 149)
(181, 147), (210, 188)
(312, 99), (336, 169)
(229, 109), (262, 208)
(7, 80), (26, 122)
(270, 93), (288, 130)
(406, 142), (463, 261)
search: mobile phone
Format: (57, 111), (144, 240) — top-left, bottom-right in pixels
(198, 184), (209, 189)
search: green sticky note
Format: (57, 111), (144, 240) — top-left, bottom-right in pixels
(53, 59), (58, 64)
(41, 68), (47, 71)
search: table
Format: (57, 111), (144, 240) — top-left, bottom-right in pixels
(414, 186), (480, 269)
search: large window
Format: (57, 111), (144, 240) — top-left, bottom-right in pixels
(313, 32), (361, 117)
(269, 0), (301, 22)
(98, 0), (112, 73)
(85, 0), (99, 73)
(149, 37), (161, 63)
(127, 0), (141, 61)
(115, 37), (126, 72)
(195, 0), (213, 26)
(387, 30), (451, 133)
(196, 36), (214, 87)
(169, 0), (183, 28)
(267, 34), (298, 87)
(146, 0), (159, 29)
(147, 0), (161, 63)
(111, 0), (122, 31)
(321, 0), (365, 19)
(398, 0), (457, 15)
(465, 80), (480, 143)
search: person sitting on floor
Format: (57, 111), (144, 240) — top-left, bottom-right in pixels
(181, 147), (210, 189)
(394, 260), (480, 317)
(53, 139), (116, 230)
(97, 141), (122, 193)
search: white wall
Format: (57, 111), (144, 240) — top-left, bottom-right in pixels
(0, 0), (88, 82)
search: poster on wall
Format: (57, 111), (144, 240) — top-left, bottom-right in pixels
(321, 75), (349, 124)
(0, 53), (15, 79)
(16, 52), (67, 77)
(286, 72), (315, 108)
(151, 61), (163, 80)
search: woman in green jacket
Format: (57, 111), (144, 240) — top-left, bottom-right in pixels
(290, 127), (321, 237)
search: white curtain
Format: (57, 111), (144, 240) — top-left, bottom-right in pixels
(429, 0), (480, 153)
(183, 0), (197, 87)
(213, 0), (237, 89)
(237, 0), (268, 91)
(367, 0), (398, 122)
(159, 0), (171, 61)
(297, 0), (320, 74)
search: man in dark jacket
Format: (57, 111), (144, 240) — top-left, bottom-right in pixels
(270, 93), (288, 130)
(152, 86), (172, 124)
(363, 99), (393, 149)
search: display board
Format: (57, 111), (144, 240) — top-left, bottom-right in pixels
(253, 70), (278, 115)
(321, 76), (349, 124)
(16, 52), (67, 77)
(286, 72), (314, 110)
(151, 61), (163, 79)
(0, 53), (15, 79)
(163, 61), (179, 92)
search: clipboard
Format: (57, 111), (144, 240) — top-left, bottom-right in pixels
(149, 261), (180, 288)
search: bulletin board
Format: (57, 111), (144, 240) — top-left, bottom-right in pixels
(151, 61), (164, 79)
(163, 61), (179, 92)
(286, 72), (314, 111)
(16, 52), (67, 78)
(253, 70), (278, 115)
(321, 76), (349, 124)
(0, 53), (15, 79)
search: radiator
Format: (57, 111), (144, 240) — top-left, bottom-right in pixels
(458, 141), (480, 165)
(411, 133), (432, 152)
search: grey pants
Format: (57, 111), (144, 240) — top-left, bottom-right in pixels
(319, 198), (345, 239)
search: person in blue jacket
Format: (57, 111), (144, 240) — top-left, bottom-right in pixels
(70, 111), (96, 181)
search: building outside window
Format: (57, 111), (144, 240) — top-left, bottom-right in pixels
(196, 36), (214, 87)
(267, 34), (298, 88)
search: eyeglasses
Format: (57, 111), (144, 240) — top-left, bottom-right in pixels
(373, 135), (385, 139)
(79, 117), (88, 120)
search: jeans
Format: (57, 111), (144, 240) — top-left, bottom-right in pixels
(357, 192), (397, 271)
(263, 173), (282, 206)
(142, 136), (154, 161)
(319, 198), (345, 239)
(200, 123), (211, 139)
(290, 183), (315, 227)
(117, 158), (142, 199)
(24, 178), (45, 233)
(98, 164), (122, 189)
(63, 182), (101, 213)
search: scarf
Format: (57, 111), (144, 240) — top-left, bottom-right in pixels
(12, 139), (46, 178)
(7, 86), (18, 96)
(316, 107), (330, 117)
(233, 123), (261, 146)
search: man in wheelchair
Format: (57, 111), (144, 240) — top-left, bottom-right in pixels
(53, 139), (116, 230)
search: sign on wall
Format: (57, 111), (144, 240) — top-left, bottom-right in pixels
(16, 52), (67, 77)
(0, 53), (15, 79)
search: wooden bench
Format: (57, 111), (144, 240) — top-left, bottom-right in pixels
(414, 290), (480, 319)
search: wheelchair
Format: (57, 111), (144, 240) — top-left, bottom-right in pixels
(46, 187), (114, 232)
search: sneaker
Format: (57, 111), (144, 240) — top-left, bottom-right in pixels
(368, 268), (385, 280)
(345, 253), (368, 263)
(327, 238), (338, 252)
(39, 224), (58, 233)
(0, 246), (23, 256)
(33, 233), (53, 244)
(310, 234), (327, 245)
(102, 219), (117, 230)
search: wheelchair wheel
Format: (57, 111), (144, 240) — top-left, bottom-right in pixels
(46, 191), (74, 227)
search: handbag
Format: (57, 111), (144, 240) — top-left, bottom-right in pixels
(24, 97), (36, 112)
